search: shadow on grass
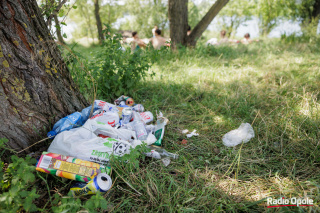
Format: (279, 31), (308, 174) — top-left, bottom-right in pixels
(56, 41), (320, 212)
(119, 56), (320, 211)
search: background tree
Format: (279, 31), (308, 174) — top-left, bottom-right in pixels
(217, 0), (254, 37)
(68, 0), (96, 43)
(0, 0), (87, 150)
(53, 13), (66, 44)
(38, 0), (69, 43)
(168, 0), (229, 48)
(287, 0), (320, 36)
(94, 0), (104, 44)
(120, 0), (168, 38)
(255, 0), (289, 36)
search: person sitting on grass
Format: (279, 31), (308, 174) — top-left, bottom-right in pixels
(241, 33), (252, 44)
(219, 30), (229, 44)
(131, 31), (146, 52)
(131, 31), (147, 52)
(150, 29), (167, 50)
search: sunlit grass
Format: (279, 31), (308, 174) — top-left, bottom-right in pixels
(132, 41), (320, 211)
(69, 40), (320, 211)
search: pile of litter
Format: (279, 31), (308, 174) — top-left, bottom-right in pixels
(35, 96), (178, 197)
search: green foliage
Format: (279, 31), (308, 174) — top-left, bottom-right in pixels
(67, 0), (97, 41)
(63, 44), (94, 100)
(89, 25), (154, 99)
(111, 143), (150, 173)
(39, 0), (74, 19)
(216, 0), (255, 37)
(0, 154), (38, 212)
(255, 0), (291, 36)
(120, 0), (168, 38)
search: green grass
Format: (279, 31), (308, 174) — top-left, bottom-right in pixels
(108, 40), (320, 212)
(61, 40), (320, 212)
(3, 40), (319, 212)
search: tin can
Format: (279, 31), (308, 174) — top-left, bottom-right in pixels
(132, 104), (144, 112)
(114, 96), (135, 106)
(122, 108), (133, 124)
(70, 173), (112, 197)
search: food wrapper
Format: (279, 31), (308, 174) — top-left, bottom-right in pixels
(36, 152), (109, 182)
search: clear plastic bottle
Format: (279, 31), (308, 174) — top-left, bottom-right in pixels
(133, 120), (148, 140)
(145, 146), (179, 160)
(131, 111), (148, 140)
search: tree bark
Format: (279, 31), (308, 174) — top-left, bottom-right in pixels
(94, 0), (104, 44)
(186, 0), (229, 46)
(168, 0), (188, 49)
(312, 0), (320, 19)
(53, 14), (65, 44)
(0, 0), (88, 151)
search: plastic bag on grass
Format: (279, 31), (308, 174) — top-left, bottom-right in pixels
(48, 119), (135, 164)
(222, 123), (254, 147)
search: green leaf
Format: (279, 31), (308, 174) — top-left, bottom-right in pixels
(24, 172), (35, 183)
(72, 5), (77, 9)
(61, 22), (67, 26)
(63, 33), (67, 38)
(58, 9), (64, 17)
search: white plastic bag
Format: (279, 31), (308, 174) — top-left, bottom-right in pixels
(48, 119), (134, 164)
(222, 123), (255, 147)
(90, 111), (119, 127)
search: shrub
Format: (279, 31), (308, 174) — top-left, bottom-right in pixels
(90, 25), (154, 100)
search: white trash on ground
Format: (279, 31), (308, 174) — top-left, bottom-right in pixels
(222, 123), (255, 147)
(186, 130), (199, 138)
(47, 96), (178, 164)
(42, 95), (179, 197)
(181, 129), (189, 134)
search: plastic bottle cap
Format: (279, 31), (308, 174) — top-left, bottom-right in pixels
(47, 131), (57, 138)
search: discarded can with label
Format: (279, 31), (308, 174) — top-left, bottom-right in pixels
(70, 173), (112, 197)
(114, 95), (135, 106)
(140, 111), (153, 124)
(36, 152), (107, 182)
(132, 104), (144, 112)
(122, 108), (133, 124)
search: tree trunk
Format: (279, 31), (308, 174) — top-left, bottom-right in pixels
(53, 14), (65, 44)
(79, 2), (94, 43)
(0, 0), (88, 151)
(312, 0), (320, 19)
(94, 0), (104, 44)
(186, 0), (229, 46)
(168, 0), (188, 49)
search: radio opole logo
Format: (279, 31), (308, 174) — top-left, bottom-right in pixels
(267, 197), (314, 208)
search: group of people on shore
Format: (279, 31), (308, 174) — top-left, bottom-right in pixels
(131, 26), (168, 52)
(130, 27), (258, 52)
(206, 30), (259, 46)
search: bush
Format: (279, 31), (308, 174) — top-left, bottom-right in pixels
(90, 25), (154, 100)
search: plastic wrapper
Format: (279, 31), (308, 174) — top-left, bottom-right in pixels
(222, 123), (255, 147)
(36, 152), (108, 182)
